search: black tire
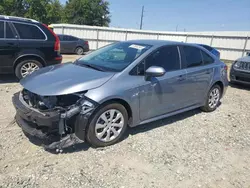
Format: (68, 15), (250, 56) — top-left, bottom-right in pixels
(15, 59), (43, 80)
(86, 103), (128, 147)
(201, 84), (222, 112)
(75, 47), (84, 55)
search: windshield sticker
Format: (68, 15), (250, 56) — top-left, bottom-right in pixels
(129, 44), (145, 50)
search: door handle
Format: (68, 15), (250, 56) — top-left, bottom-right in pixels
(177, 75), (186, 81)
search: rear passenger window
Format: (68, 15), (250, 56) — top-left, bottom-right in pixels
(183, 46), (203, 68)
(6, 23), (15, 38)
(0, 21), (4, 38)
(58, 35), (64, 41)
(69, 36), (78, 41)
(13, 23), (46, 40)
(145, 46), (180, 72)
(201, 50), (214, 65)
(64, 36), (70, 41)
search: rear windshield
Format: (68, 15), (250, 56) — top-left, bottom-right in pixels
(76, 42), (152, 72)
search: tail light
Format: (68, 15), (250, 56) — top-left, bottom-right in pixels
(43, 24), (60, 52)
(85, 41), (89, 46)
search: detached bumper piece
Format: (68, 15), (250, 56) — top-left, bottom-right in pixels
(12, 92), (96, 152)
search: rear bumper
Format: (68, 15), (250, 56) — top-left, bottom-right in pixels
(230, 68), (250, 85)
(83, 45), (89, 52)
(46, 56), (62, 66)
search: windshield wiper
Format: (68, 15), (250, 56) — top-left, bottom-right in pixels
(76, 63), (105, 72)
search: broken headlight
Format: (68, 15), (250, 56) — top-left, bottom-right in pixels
(233, 61), (241, 69)
(80, 99), (96, 114)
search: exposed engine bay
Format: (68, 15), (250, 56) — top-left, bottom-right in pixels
(22, 89), (83, 110)
(13, 89), (98, 152)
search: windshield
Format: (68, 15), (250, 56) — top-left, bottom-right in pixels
(75, 42), (152, 72)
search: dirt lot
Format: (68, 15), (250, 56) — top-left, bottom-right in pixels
(0, 55), (250, 188)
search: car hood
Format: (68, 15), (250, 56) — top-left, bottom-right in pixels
(236, 56), (250, 62)
(20, 63), (115, 96)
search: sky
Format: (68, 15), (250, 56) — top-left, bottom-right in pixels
(60, 0), (250, 32)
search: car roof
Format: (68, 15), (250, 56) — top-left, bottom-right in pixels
(0, 15), (39, 24)
(124, 39), (204, 48)
(58, 34), (78, 37)
(125, 39), (180, 45)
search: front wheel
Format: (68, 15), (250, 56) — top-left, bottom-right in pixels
(86, 103), (128, 147)
(201, 85), (222, 112)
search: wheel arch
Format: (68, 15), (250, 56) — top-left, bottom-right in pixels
(211, 80), (224, 95)
(75, 45), (84, 49)
(98, 98), (133, 126)
(13, 54), (46, 71)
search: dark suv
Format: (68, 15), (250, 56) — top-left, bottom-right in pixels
(0, 15), (62, 79)
(230, 52), (250, 85)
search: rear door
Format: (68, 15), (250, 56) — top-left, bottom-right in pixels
(0, 21), (19, 73)
(63, 35), (77, 53)
(180, 45), (214, 105)
(139, 45), (189, 121)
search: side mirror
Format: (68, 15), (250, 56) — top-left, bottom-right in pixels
(246, 51), (250, 56)
(145, 66), (166, 77)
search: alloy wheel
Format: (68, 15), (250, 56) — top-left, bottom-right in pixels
(20, 62), (40, 78)
(95, 109), (125, 142)
(208, 88), (220, 109)
(76, 48), (84, 55)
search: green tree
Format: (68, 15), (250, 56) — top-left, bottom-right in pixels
(24, 0), (49, 23)
(0, 0), (63, 24)
(0, 0), (111, 26)
(65, 0), (111, 26)
(0, 0), (28, 16)
(46, 0), (64, 24)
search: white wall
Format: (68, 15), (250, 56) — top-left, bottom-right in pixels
(52, 24), (250, 60)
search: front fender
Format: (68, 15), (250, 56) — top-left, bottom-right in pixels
(85, 87), (141, 127)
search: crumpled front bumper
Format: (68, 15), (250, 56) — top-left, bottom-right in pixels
(12, 92), (97, 150)
(13, 92), (60, 140)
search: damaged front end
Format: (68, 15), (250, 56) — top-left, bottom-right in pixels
(12, 89), (98, 151)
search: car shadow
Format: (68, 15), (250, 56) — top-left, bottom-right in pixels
(125, 108), (202, 138)
(0, 74), (18, 84)
(27, 108), (201, 154)
(229, 82), (250, 91)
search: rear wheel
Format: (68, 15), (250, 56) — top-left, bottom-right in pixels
(75, 47), (84, 55)
(201, 85), (222, 112)
(15, 59), (43, 79)
(86, 103), (128, 147)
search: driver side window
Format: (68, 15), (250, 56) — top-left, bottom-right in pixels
(130, 45), (180, 75)
(145, 45), (180, 71)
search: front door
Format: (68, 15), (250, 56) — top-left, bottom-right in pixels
(0, 21), (19, 73)
(139, 45), (189, 121)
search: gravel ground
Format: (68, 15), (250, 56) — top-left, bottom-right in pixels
(0, 56), (250, 188)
